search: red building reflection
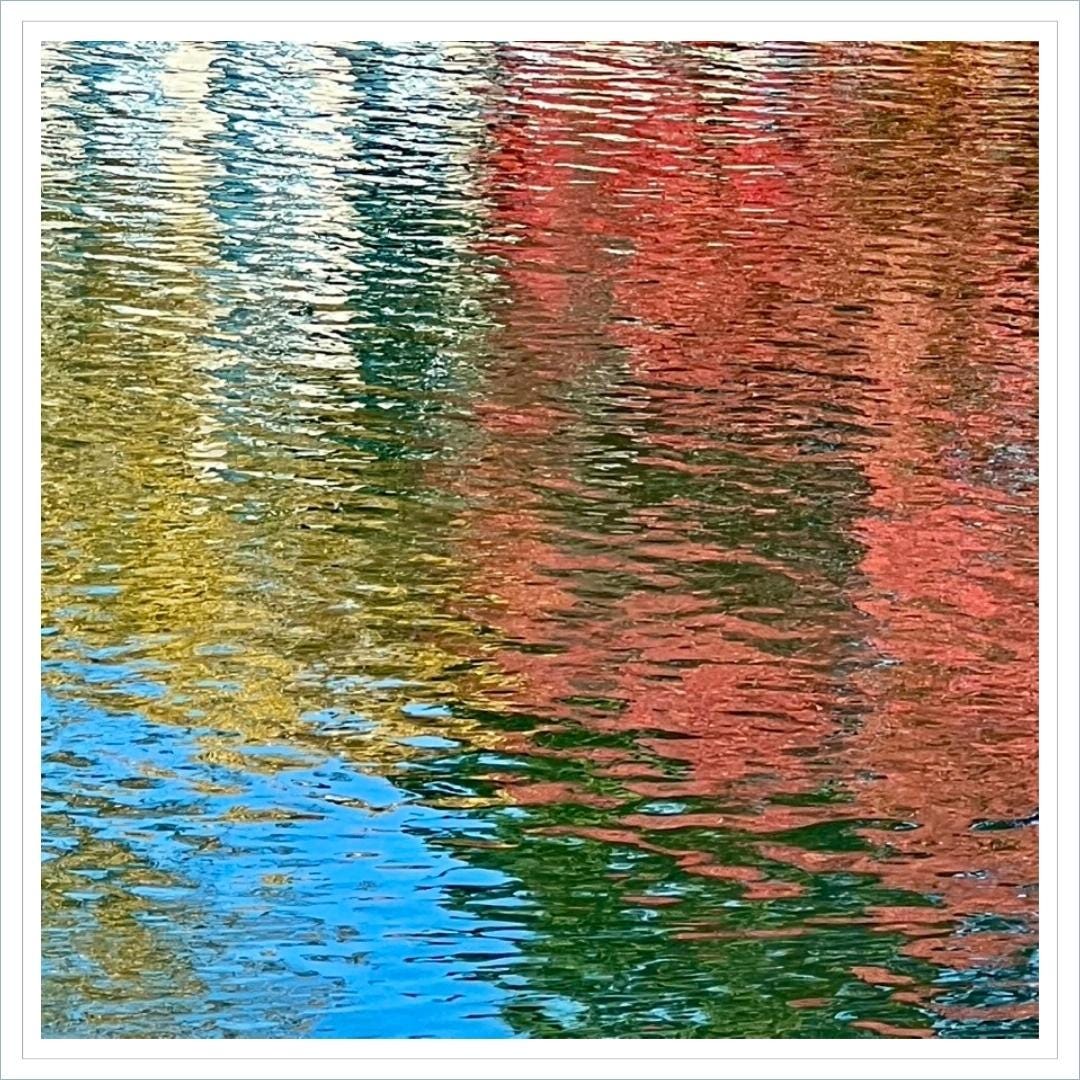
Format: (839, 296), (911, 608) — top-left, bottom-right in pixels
(451, 41), (1038, 1019)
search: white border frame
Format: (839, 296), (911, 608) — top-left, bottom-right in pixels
(2, 4), (1077, 1079)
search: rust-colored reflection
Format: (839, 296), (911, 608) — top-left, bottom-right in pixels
(449, 41), (1038, 1034)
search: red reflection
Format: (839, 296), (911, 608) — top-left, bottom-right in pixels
(453, 40), (1038, 1015)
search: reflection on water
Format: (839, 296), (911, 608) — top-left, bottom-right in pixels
(41, 40), (1038, 1039)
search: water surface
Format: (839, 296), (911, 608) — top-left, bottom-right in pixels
(41, 40), (1038, 1039)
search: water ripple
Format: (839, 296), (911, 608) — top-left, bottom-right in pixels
(42, 39), (1038, 1039)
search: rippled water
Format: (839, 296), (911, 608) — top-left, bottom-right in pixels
(41, 40), (1039, 1039)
